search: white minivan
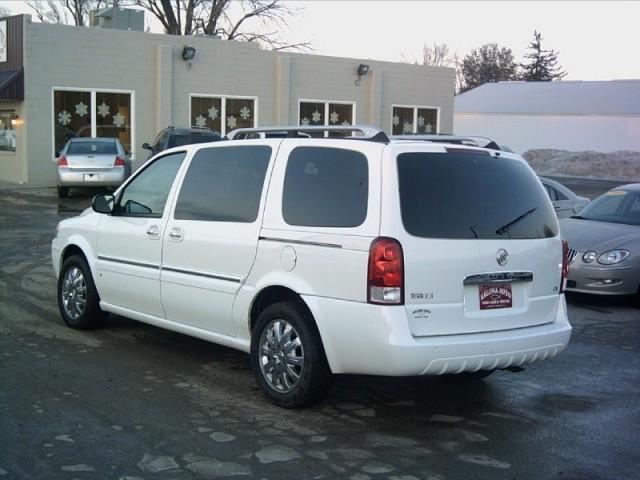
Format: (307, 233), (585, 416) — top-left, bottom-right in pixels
(52, 126), (572, 407)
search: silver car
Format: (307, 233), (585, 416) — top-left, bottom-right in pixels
(56, 137), (131, 198)
(540, 177), (590, 219)
(560, 183), (640, 299)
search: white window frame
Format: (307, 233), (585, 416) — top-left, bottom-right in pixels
(297, 99), (357, 127)
(391, 104), (440, 134)
(189, 93), (259, 136)
(51, 86), (136, 159)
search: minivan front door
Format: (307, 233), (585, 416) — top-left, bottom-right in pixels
(160, 145), (274, 336)
(95, 152), (186, 317)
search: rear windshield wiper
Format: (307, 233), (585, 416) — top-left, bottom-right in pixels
(496, 207), (537, 235)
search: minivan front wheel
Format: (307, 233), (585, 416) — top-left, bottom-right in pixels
(250, 301), (332, 408)
(57, 255), (105, 330)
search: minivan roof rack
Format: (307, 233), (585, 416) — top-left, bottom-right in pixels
(390, 134), (507, 152)
(226, 125), (389, 143)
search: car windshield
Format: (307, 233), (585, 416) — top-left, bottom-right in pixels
(396, 151), (558, 239)
(576, 190), (640, 226)
(67, 140), (117, 155)
(169, 133), (220, 148)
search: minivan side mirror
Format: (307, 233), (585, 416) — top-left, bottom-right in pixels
(92, 194), (115, 214)
(142, 143), (151, 150)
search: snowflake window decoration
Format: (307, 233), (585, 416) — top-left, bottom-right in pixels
(112, 112), (126, 128)
(58, 110), (71, 126)
(239, 107), (251, 120)
(329, 111), (339, 124)
(300, 117), (310, 126)
(311, 110), (322, 123)
(342, 120), (351, 126)
(227, 115), (237, 130)
(403, 121), (413, 134)
(392, 115), (400, 127)
(425, 123), (433, 133)
(417, 115), (425, 128)
(208, 106), (219, 120)
(97, 102), (110, 118)
(194, 114), (207, 128)
(75, 101), (88, 117)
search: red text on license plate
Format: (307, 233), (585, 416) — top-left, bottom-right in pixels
(479, 284), (512, 310)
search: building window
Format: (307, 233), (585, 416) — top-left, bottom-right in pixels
(53, 89), (134, 155)
(391, 105), (439, 135)
(299, 100), (355, 127)
(190, 95), (257, 136)
(0, 110), (17, 152)
(96, 92), (132, 153)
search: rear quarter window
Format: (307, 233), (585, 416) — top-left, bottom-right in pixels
(397, 151), (558, 239)
(282, 147), (368, 227)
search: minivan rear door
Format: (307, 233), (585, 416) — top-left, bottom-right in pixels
(382, 145), (563, 337)
(160, 142), (276, 336)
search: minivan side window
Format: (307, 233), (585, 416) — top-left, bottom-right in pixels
(282, 147), (368, 227)
(116, 152), (186, 217)
(174, 146), (272, 222)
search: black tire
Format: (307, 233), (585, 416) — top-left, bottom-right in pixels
(57, 186), (69, 198)
(57, 255), (106, 330)
(250, 301), (332, 408)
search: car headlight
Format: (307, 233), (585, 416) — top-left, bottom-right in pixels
(597, 250), (630, 265)
(582, 251), (597, 263)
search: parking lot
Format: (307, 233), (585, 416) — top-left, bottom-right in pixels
(0, 184), (638, 480)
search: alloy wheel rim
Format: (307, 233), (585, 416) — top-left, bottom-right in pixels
(61, 266), (87, 320)
(259, 319), (304, 393)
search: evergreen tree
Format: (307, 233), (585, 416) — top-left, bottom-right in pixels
(521, 31), (567, 81)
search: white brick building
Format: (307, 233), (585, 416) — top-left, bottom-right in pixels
(0, 14), (455, 185)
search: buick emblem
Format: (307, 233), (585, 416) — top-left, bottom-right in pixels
(496, 249), (509, 266)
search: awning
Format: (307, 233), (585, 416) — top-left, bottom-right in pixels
(0, 69), (24, 101)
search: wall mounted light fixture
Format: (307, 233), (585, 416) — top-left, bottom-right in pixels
(355, 63), (370, 86)
(182, 45), (197, 61)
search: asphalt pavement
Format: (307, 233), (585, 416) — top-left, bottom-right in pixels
(0, 185), (638, 480)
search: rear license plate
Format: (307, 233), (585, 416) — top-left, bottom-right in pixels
(479, 284), (512, 310)
(84, 174), (100, 182)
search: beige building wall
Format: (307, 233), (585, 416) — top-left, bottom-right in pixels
(14, 16), (454, 186)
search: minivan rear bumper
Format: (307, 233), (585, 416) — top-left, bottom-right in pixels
(304, 294), (571, 376)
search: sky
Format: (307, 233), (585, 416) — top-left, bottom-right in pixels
(3, 0), (639, 81)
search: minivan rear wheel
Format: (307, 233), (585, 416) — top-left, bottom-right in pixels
(250, 301), (332, 408)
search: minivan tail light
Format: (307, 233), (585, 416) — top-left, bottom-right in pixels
(57, 155), (68, 167)
(560, 239), (570, 293)
(114, 156), (126, 167)
(368, 237), (404, 305)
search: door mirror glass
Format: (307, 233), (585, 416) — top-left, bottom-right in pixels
(142, 142), (151, 150)
(92, 194), (115, 214)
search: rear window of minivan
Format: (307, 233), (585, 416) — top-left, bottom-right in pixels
(397, 151), (558, 239)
